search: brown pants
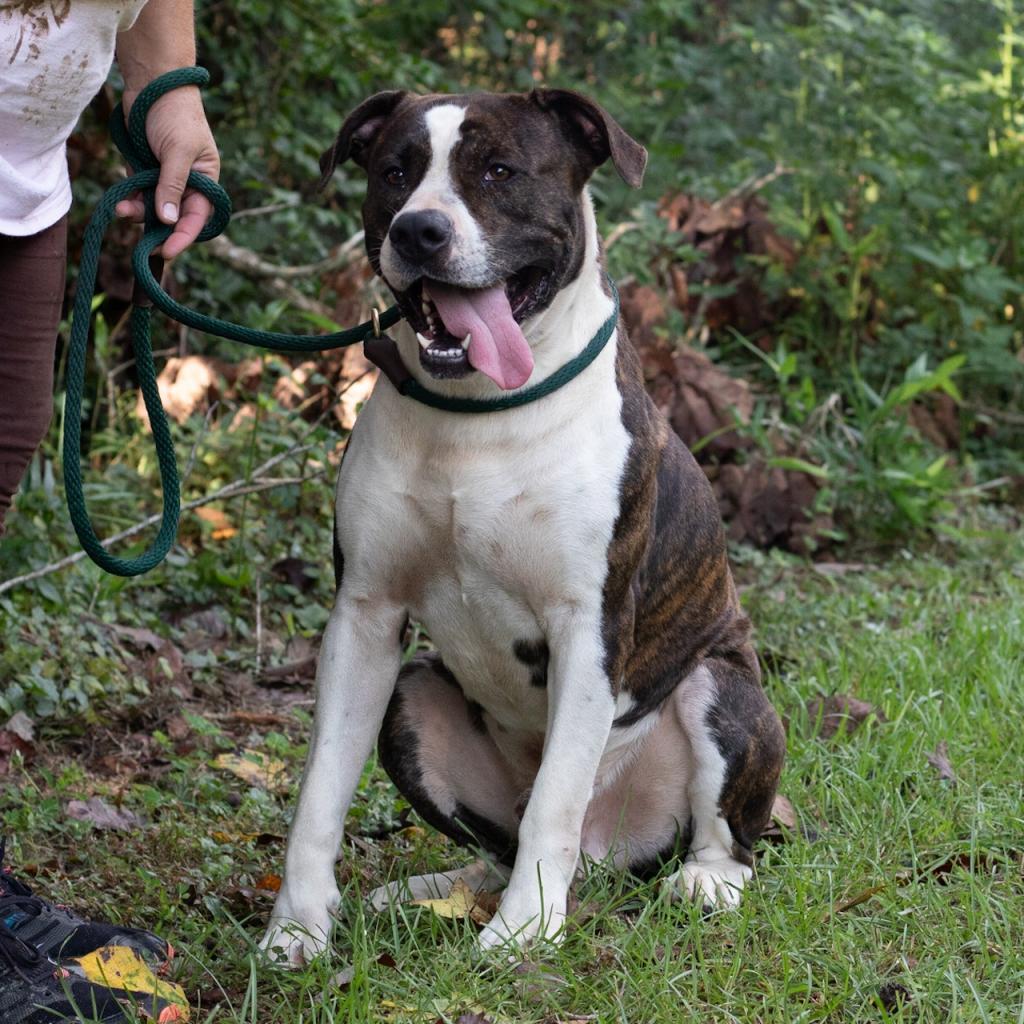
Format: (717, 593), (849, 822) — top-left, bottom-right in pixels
(0, 217), (67, 537)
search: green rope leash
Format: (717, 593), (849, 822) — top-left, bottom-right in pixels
(63, 67), (619, 578)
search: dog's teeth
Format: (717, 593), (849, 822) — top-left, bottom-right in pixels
(461, 333), (472, 350)
(416, 332), (431, 350)
(421, 301), (430, 316)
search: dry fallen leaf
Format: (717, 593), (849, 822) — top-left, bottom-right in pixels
(333, 964), (356, 988)
(926, 741), (958, 785)
(760, 793), (803, 843)
(0, 714), (36, 774)
(877, 982), (912, 1012)
(833, 883), (886, 914)
(177, 607), (229, 639)
(410, 877), (495, 925)
(195, 506), (237, 541)
(138, 354), (221, 427)
(806, 694), (886, 739)
(4, 712), (35, 743)
(513, 960), (570, 1003)
(770, 794), (798, 829)
(72, 945), (189, 1020)
(66, 797), (145, 831)
(98, 621), (164, 650)
(213, 750), (288, 792)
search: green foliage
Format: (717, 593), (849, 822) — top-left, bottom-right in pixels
(179, 0), (1023, 530)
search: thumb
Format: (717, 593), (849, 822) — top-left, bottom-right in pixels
(154, 150), (194, 225)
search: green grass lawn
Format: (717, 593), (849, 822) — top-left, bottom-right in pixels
(3, 530), (1023, 1023)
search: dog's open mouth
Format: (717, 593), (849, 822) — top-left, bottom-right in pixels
(395, 267), (551, 389)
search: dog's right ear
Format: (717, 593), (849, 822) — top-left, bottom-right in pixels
(318, 90), (408, 190)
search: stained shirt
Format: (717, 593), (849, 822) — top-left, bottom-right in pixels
(0, 0), (148, 235)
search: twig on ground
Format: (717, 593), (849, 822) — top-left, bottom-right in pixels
(229, 200), (302, 221)
(255, 654), (317, 683)
(255, 574), (263, 675)
(0, 436), (325, 596)
(204, 230), (365, 280)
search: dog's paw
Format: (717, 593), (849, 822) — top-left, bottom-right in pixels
(663, 858), (751, 910)
(259, 885), (340, 967)
(476, 898), (565, 954)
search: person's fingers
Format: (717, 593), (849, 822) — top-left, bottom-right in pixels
(115, 196), (146, 221)
(153, 147), (195, 230)
(160, 191), (213, 260)
(119, 87), (220, 256)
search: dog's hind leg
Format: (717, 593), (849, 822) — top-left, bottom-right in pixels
(378, 653), (525, 865)
(368, 859), (510, 912)
(664, 653), (784, 909)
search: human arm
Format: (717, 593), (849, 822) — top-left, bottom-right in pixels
(115, 0), (220, 259)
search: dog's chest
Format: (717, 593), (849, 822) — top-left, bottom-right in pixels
(338, 377), (630, 731)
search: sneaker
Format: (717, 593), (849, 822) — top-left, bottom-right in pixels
(0, 840), (172, 970)
(0, 920), (132, 1023)
(66, 945), (189, 1022)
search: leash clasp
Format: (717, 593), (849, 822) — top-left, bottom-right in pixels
(371, 307), (383, 338)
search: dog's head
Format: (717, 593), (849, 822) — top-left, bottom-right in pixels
(320, 90), (646, 390)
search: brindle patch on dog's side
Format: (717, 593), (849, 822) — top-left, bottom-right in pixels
(601, 322), (741, 728)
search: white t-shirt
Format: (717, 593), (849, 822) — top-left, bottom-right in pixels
(0, 0), (148, 236)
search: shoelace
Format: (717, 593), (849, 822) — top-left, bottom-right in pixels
(0, 920), (45, 982)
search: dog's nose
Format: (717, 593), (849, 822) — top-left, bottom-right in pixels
(388, 210), (453, 264)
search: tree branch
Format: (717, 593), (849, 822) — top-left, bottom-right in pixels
(204, 229), (365, 280)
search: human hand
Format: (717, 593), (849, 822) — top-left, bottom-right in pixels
(116, 85), (220, 260)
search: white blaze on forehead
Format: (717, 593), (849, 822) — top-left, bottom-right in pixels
(380, 102), (491, 291)
(421, 104), (468, 187)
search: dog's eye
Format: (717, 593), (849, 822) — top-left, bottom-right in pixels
(383, 167), (406, 187)
(484, 164), (513, 182)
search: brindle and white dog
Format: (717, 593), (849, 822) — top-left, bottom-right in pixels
(261, 88), (785, 964)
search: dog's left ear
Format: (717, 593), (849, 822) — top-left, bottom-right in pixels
(318, 89), (408, 190)
(531, 88), (647, 189)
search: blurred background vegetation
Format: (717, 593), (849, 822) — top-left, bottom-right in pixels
(1, 0), (1022, 718)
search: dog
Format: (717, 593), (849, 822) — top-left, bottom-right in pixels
(260, 87), (785, 964)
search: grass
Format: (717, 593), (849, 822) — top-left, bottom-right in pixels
(3, 527), (1024, 1023)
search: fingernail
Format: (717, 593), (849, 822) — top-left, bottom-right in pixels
(163, 202), (178, 222)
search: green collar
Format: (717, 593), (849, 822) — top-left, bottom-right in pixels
(364, 280), (620, 413)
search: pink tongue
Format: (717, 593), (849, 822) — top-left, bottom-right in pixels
(424, 281), (534, 390)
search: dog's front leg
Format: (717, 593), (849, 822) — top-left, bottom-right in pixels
(479, 609), (615, 951)
(261, 592), (404, 965)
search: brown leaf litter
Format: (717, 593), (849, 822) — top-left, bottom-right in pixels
(926, 740), (958, 785)
(65, 796), (145, 831)
(806, 694), (886, 739)
(619, 273), (834, 554)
